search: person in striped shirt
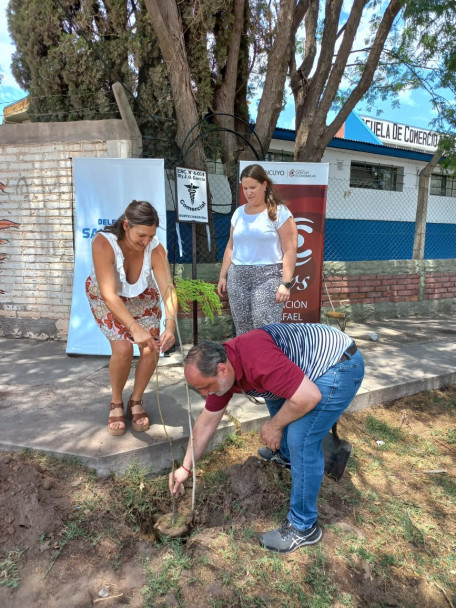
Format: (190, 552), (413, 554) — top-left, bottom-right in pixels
(169, 322), (364, 554)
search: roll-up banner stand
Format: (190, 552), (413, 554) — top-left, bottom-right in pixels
(67, 158), (167, 355)
(238, 161), (329, 323)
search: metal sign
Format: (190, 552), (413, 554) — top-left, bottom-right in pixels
(361, 116), (441, 152)
(175, 166), (209, 224)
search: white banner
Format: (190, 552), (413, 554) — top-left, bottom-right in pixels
(240, 161), (329, 185)
(67, 158), (167, 355)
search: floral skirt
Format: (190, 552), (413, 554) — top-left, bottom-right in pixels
(85, 276), (161, 341)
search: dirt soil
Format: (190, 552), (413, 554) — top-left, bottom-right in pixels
(1, 387), (455, 608)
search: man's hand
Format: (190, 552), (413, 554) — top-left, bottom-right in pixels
(259, 419), (283, 452)
(169, 467), (189, 496)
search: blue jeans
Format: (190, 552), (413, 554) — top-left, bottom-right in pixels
(265, 348), (364, 530)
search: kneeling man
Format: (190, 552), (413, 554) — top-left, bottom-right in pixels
(169, 323), (364, 554)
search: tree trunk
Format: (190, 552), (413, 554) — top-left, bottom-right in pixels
(413, 148), (442, 260)
(144, 0), (217, 261)
(293, 0), (402, 161)
(143, 0), (205, 170)
(247, 0), (299, 158)
(213, 0), (247, 192)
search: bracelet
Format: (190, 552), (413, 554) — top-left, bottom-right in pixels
(164, 317), (176, 323)
(181, 464), (192, 475)
(128, 319), (138, 331)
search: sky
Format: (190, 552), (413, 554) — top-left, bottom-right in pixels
(0, 0), (445, 132)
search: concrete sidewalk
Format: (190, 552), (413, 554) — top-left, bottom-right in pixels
(1, 314), (455, 476)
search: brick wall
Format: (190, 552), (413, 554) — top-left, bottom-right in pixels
(172, 260), (456, 341)
(0, 120), (133, 339)
(424, 272), (456, 301)
(321, 260), (456, 322)
(322, 273), (421, 307)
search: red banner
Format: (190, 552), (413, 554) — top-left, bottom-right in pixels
(238, 162), (329, 323)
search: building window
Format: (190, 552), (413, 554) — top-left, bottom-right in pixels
(265, 150), (294, 162)
(350, 162), (404, 192)
(430, 174), (456, 197)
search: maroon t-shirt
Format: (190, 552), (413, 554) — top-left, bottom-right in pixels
(205, 330), (304, 413)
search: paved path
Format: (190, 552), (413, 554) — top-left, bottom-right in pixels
(1, 314), (455, 476)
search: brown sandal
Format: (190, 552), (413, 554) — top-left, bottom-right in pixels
(126, 397), (150, 432)
(108, 402), (126, 436)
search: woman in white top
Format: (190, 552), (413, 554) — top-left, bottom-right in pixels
(217, 164), (298, 335)
(86, 200), (177, 436)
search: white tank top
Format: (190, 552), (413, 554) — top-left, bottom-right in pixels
(90, 231), (160, 298)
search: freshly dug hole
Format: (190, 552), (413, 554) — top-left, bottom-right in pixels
(154, 509), (193, 539)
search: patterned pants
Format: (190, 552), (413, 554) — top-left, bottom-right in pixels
(227, 263), (284, 335)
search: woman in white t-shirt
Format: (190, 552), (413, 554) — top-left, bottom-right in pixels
(217, 164), (298, 335)
(85, 200), (177, 436)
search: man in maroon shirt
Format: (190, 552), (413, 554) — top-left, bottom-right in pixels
(169, 323), (364, 553)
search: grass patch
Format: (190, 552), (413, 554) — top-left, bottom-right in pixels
(43, 518), (95, 579)
(363, 415), (406, 443)
(0, 548), (25, 589)
(446, 428), (456, 443)
(304, 547), (338, 606)
(430, 389), (456, 411)
(142, 541), (190, 605)
(114, 461), (171, 532)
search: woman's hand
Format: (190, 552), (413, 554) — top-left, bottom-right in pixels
(275, 283), (291, 303)
(158, 327), (175, 353)
(217, 277), (227, 297)
(130, 323), (160, 351)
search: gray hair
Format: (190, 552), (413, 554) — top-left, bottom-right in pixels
(184, 341), (227, 376)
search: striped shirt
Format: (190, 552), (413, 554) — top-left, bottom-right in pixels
(262, 323), (353, 383)
(205, 323), (353, 412)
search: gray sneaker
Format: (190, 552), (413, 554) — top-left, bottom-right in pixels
(259, 520), (322, 554)
(257, 447), (291, 469)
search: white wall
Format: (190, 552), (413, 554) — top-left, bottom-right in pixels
(268, 137), (456, 224)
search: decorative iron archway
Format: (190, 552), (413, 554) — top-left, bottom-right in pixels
(178, 113), (264, 165)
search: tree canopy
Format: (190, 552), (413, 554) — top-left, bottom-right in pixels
(6, 0), (176, 155)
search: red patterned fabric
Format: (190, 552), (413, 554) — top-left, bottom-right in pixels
(85, 275), (161, 341)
